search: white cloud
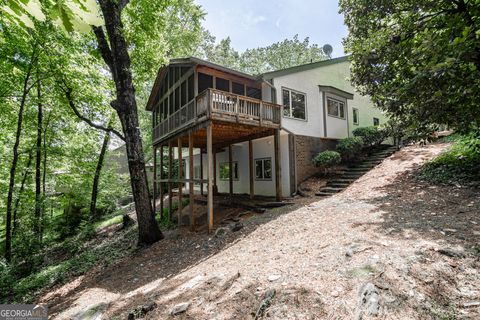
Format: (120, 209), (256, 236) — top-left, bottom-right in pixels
(241, 12), (267, 29)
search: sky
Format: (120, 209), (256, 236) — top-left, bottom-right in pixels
(194, 0), (348, 57)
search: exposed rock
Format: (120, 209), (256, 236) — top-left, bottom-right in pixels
(463, 301), (480, 308)
(230, 221), (244, 232)
(171, 302), (190, 316)
(358, 282), (380, 316)
(214, 227), (229, 238)
(268, 274), (281, 282)
(437, 248), (466, 258)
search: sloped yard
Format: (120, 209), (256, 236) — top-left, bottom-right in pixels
(41, 143), (479, 319)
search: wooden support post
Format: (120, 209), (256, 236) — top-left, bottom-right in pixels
(274, 129), (282, 201)
(249, 140), (254, 199)
(153, 146), (157, 214)
(207, 124), (214, 232)
(159, 145), (164, 218)
(188, 133), (195, 230)
(168, 141), (173, 220)
(200, 149), (204, 196)
(228, 144), (233, 197)
(177, 138), (183, 226)
(213, 148), (217, 195)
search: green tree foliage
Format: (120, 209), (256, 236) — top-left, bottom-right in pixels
(1, 0), (204, 270)
(199, 34), (327, 75)
(339, 0), (480, 132)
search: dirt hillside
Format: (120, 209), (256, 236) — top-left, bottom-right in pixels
(41, 143), (480, 319)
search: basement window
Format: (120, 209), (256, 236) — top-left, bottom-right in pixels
(220, 162), (239, 180)
(193, 165), (201, 179)
(327, 97), (345, 119)
(373, 117), (380, 126)
(255, 158), (272, 180)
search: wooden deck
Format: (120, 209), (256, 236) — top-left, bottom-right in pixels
(153, 88), (282, 145)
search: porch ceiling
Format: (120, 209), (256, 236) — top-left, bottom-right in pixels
(157, 120), (275, 150)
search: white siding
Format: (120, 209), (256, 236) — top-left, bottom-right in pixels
(183, 132), (291, 198)
(271, 60), (387, 138)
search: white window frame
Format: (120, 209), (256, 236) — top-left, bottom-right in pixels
(353, 108), (359, 125)
(255, 158), (272, 181)
(327, 97), (346, 119)
(219, 161), (239, 181)
(281, 87), (307, 121)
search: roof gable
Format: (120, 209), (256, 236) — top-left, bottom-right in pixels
(261, 56), (350, 80)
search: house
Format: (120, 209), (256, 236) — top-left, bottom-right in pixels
(145, 56), (386, 231)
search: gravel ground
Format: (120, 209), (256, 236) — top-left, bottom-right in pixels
(41, 143), (480, 319)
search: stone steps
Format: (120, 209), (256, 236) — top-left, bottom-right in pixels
(316, 145), (399, 197)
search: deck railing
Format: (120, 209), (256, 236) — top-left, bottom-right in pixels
(153, 88), (282, 142)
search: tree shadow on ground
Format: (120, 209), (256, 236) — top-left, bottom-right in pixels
(366, 166), (480, 251)
(42, 196), (318, 317)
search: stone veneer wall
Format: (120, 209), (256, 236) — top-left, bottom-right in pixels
(294, 135), (338, 184)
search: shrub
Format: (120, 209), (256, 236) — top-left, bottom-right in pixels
(336, 137), (363, 161)
(312, 150), (341, 168)
(352, 126), (386, 147)
(419, 133), (480, 184)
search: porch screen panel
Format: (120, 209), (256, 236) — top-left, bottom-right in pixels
(215, 77), (230, 92)
(232, 82), (245, 95)
(198, 73), (213, 94)
(246, 86), (261, 99)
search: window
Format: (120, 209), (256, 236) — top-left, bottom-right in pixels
(255, 158), (272, 180)
(282, 88), (306, 120)
(353, 108), (359, 125)
(219, 162), (239, 180)
(373, 117), (380, 126)
(193, 165), (201, 179)
(327, 97), (345, 119)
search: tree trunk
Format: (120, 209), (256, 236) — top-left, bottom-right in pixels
(90, 115), (113, 220)
(5, 50), (35, 262)
(42, 112), (52, 223)
(94, 0), (163, 245)
(34, 71), (43, 241)
(13, 149), (34, 235)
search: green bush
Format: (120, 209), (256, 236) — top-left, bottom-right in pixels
(352, 126), (386, 147)
(312, 150), (341, 167)
(419, 133), (480, 184)
(336, 137), (364, 161)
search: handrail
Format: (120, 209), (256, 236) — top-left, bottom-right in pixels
(153, 88), (282, 142)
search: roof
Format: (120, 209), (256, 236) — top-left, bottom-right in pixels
(261, 56), (350, 80)
(172, 57), (259, 81)
(318, 85), (354, 100)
